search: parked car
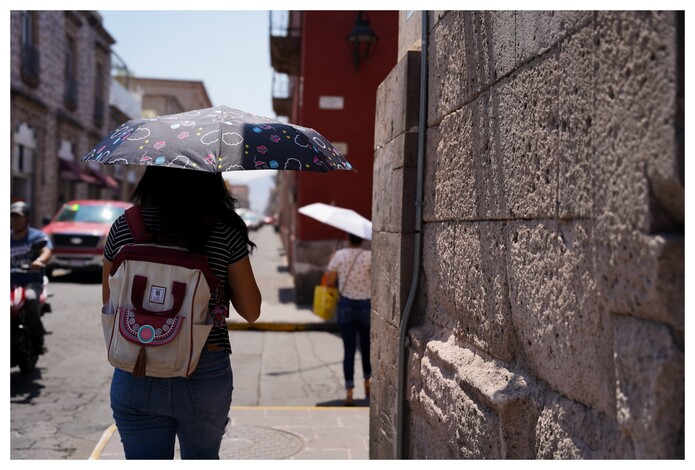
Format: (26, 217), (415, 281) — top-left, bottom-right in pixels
(237, 208), (263, 231)
(41, 200), (132, 276)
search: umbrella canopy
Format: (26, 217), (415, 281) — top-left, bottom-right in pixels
(81, 105), (353, 173)
(298, 203), (372, 240)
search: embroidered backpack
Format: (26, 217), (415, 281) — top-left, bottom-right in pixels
(101, 206), (222, 378)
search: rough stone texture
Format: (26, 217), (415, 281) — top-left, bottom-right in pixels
(407, 330), (538, 459)
(372, 10), (683, 459)
(507, 220), (615, 415)
(592, 11), (683, 233)
(558, 25), (594, 219)
(422, 222), (515, 362)
(369, 313), (400, 459)
(370, 231), (414, 327)
(535, 391), (632, 459)
(596, 229), (684, 331)
(372, 133), (418, 233)
(613, 315), (684, 459)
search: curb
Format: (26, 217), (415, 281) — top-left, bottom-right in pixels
(227, 322), (338, 332)
(89, 423), (117, 460)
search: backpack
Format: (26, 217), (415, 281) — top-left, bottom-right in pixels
(101, 206), (222, 378)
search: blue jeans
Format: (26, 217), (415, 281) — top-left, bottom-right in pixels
(337, 297), (372, 389)
(110, 349), (233, 459)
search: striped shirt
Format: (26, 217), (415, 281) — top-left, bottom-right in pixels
(103, 205), (249, 353)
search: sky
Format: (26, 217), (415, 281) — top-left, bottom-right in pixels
(100, 10), (280, 213)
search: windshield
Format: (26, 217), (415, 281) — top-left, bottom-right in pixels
(55, 203), (126, 224)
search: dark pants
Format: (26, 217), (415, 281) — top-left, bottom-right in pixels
(337, 297), (371, 390)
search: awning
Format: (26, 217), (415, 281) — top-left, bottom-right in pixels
(86, 166), (119, 190)
(58, 159), (98, 184)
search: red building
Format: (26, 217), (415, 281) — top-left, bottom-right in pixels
(270, 11), (398, 303)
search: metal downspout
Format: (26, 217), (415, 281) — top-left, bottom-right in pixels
(396, 9), (429, 460)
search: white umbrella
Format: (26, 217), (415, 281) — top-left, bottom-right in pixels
(298, 203), (372, 240)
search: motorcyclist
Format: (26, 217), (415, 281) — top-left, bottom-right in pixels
(10, 201), (52, 353)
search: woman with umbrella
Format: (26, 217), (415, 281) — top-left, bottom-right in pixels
(101, 166), (262, 459)
(324, 232), (372, 406)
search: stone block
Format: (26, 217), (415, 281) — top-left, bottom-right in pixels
(428, 11), (517, 126)
(461, 11), (516, 97)
(425, 106), (477, 221)
(369, 314), (399, 459)
(595, 226), (684, 331)
(613, 315), (684, 458)
(407, 331), (538, 458)
(593, 11), (683, 232)
(422, 221), (515, 361)
(515, 11), (592, 66)
(507, 220), (615, 415)
(496, 52), (559, 219)
(374, 50), (421, 147)
(372, 132), (418, 233)
(536, 391), (631, 459)
(370, 231), (414, 327)
(558, 25), (593, 218)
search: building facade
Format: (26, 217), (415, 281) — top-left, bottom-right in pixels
(10, 11), (122, 225)
(270, 10), (399, 303)
(371, 11), (684, 459)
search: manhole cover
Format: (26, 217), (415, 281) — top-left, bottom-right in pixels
(218, 426), (305, 459)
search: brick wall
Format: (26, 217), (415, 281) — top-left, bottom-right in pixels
(10, 11), (115, 223)
(371, 11), (683, 459)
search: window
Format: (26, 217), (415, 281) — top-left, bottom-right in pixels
(93, 61), (105, 125)
(12, 122), (36, 204)
(20, 11), (40, 85)
(64, 35), (78, 109)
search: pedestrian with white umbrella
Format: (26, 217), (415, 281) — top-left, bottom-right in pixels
(298, 203), (372, 406)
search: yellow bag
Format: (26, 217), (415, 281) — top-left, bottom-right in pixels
(313, 275), (338, 320)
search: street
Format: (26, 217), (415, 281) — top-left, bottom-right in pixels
(10, 224), (362, 459)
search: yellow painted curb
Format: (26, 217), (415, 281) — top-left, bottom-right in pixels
(89, 423), (117, 460)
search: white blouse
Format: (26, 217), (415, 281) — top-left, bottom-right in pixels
(327, 248), (371, 300)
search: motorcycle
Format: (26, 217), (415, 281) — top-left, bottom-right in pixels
(10, 240), (52, 373)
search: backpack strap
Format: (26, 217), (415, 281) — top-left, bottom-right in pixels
(124, 206), (152, 243)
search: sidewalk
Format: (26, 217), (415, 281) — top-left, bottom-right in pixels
(93, 406), (369, 460)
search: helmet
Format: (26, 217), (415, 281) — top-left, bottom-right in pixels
(10, 201), (31, 217)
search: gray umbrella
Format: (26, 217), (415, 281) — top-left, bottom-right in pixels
(82, 105), (353, 173)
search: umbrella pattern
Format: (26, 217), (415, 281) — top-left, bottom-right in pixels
(81, 105), (353, 173)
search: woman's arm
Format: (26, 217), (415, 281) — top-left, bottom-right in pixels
(102, 260), (112, 304)
(227, 256), (262, 323)
(324, 270), (338, 288)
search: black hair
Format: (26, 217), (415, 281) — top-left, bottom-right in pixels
(130, 166), (255, 253)
(348, 233), (363, 246)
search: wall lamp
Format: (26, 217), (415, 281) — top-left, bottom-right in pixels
(346, 11), (379, 70)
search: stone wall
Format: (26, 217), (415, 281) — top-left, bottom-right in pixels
(371, 11), (684, 459)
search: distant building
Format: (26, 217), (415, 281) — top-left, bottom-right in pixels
(10, 11), (122, 225)
(115, 76), (212, 118)
(269, 10), (399, 303)
(225, 181), (250, 209)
